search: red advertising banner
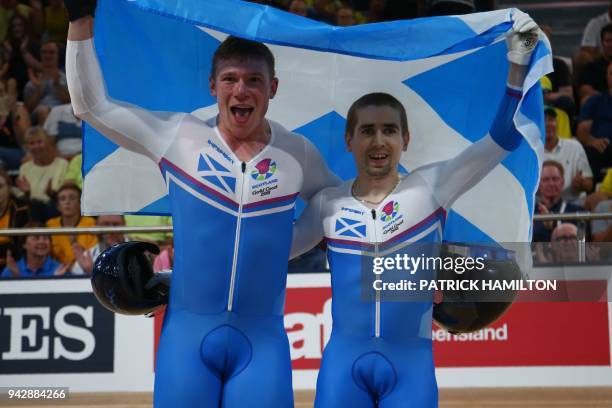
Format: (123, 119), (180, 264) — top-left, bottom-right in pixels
(155, 285), (611, 370)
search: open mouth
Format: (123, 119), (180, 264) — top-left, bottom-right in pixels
(230, 106), (254, 123)
(368, 152), (389, 163)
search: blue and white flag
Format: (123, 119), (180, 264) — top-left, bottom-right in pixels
(82, 0), (552, 243)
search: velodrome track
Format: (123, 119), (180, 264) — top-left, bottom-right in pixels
(1, 389), (612, 407)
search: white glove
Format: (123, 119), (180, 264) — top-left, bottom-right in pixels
(506, 9), (540, 65)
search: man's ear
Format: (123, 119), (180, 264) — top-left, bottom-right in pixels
(209, 75), (217, 97)
(345, 132), (353, 152)
(402, 131), (410, 151)
(270, 77), (279, 99)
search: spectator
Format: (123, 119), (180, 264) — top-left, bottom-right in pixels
(153, 240), (174, 272)
(362, 0), (388, 23)
(3, 14), (42, 100)
(24, 41), (70, 124)
(583, 169), (612, 210)
(549, 223), (580, 263)
(533, 160), (583, 242)
(16, 126), (67, 220)
(0, 0), (43, 42)
(288, 0), (308, 17)
(72, 214), (125, 275)
(576, 60), (612, 184)
(541, 25), (575, 116)
(336, 4), (356, 26)
(541, 78), (571, 139)
(576, 23), (612, 105)
(591, 200), (612, 242)
(0, 80), (30, 170)
(43, 102), (81, 158)
(43, 0), (68, 44)
(579, 0), (612, 60)
(0, 169), (28, 270)
(0, 220), (65, 277)
(309, 0), (334, 24)
(124, 215), (172, 247)
(543, 106), (593, 204)
(45, 182), (97, 266)
(428, 0), (474, 16)
(64, 152), (82, 188)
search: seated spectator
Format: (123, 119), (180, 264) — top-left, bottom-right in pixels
(0, 169), (28, 270)
(72, 214), (126, 275)
(1, 221), (66, 278)
(0, 80), (30, 170)
(0, 0), (43, 42)
(124, 215), (172, 246)
(576, 61), (612, 184)
(540, 25), (575, 116)
(591, 200), (612, 242)
(64, 152), (82, 189)
(24, 41), (70, 125)
(428, 0), (475, 16)
(583, 168), (612, 210)
(43, 0), (68, 44)
(540, 78), (571, 139)
(543, 106), (593, 204)
(576, 23), (612, 105)
(45, 182), (97, 266)
(308, 0), (335, 24)
(153, 240), (174, 272)
(288, 0), (308, 17)
(16, 126), (67, 220)
(3, 14), (42, 101)
(43, 102), (82, 158)
(578, 1), (611, 63)
(362, 0), (388, 24)
(335, 4), (357, 26)
(533, 160), (583, 242)
(549, 223), (580, 263)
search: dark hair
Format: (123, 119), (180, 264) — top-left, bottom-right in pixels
(56, 182), (81, 197)
(600, 22), (612, 42)
(211, 36), (275, 79)
(345, 93), (408, 138)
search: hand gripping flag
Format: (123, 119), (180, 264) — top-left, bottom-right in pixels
(82, 0), (552, 243)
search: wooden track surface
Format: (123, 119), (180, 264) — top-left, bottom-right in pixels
(1, 388), (611, 407)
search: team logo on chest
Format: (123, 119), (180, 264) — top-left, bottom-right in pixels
(251, 158), (279, 197)
(251, 158), (277, 181)
(380, 201), (399, 222)
(380, 200), (404, 235)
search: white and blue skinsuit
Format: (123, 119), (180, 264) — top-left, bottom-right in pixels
(66, 39), (339, 407)
(291, 87), (524, 407)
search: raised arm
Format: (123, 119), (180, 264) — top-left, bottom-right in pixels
(291, 190), (325, 259)
(416, 10), (539, 209)
(65, 6), (184, 163)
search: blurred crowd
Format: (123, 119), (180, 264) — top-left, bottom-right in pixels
(0, 0), (610, 278)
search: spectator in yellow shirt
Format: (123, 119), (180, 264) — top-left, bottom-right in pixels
(45, 182), (96, 266)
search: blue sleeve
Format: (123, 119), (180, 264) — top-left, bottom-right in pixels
(1, 266), (10, 277)
(489, 87), (523, 151)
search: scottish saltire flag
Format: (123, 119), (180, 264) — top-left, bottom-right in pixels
(82, 0), (552, 243)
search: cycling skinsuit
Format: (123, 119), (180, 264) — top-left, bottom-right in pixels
(291, 87), (523, 407)
(66, 39), (339, 407)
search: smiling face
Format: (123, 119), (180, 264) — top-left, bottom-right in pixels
(346, 105), (409, 179)
(538, 164), (563, 201)
(209, 57), (278, 142)
(23, 234), (51, 258)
